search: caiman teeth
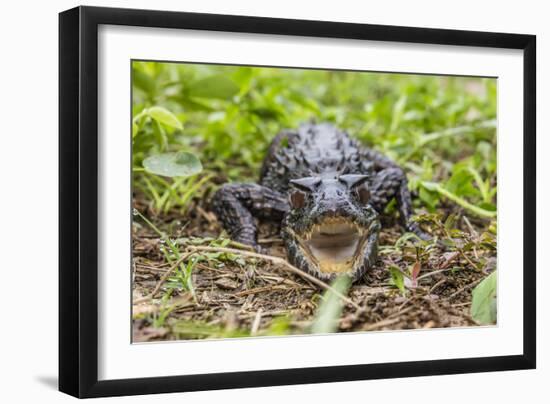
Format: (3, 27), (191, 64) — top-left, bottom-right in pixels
(295, 217), (369, 275)
(308, 219), (362, 237)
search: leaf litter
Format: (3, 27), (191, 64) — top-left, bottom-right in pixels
(132, 194), (496, 342)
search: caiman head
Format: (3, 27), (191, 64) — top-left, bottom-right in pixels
(281, 174), (381, 282)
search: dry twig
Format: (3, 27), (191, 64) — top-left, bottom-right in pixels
(447, 277), (484, 300)
(187, 245), (361, 310)
(134, 252), (194, 304)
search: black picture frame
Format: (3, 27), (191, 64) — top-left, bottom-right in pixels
(59, 5), (536, 398)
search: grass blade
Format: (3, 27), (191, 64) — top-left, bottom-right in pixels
(310, 275), (352, 334)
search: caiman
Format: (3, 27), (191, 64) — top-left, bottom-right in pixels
(212, 123), (429, 282)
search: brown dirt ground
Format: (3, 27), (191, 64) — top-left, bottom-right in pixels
(132, 195), (495, 342)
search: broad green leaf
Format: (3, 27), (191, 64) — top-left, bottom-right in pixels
(132, 122), (139, 138)
(143, 152), (203, 178)
(146, 106), (183, 130)
(187, 75), (239, 100)
(310, 275), (352, 334)
(471, 271), (497, 325)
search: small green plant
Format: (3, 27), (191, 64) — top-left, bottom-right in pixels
(165, 258), (197, 294)
(151, 294), (176, 328)
(133, 208), (196, 296)
(135, 172), (213, 215)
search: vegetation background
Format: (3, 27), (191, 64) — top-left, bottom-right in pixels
(131, 61), (497, 341)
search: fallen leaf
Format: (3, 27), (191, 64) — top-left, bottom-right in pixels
(215, 277), (240, 290)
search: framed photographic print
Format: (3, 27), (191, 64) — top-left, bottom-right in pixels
(59, 6), (536, 398)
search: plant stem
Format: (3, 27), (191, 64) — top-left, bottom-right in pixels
(421, 181), (496, 218)
(134, 208), (165, 238)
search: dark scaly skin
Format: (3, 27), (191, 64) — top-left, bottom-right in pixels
(212, 123), (428, 282)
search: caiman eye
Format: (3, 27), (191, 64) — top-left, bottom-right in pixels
(289, 190), (307, 209)
(339, 174), (370, 204)
(355, 183), (371, 204)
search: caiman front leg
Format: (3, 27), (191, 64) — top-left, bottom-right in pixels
(211, 183), (289, 250)
(369, 167), (431, 240)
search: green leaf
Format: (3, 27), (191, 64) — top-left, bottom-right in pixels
(146, 106), (183, 130)
(143, 152), (203, 178)
(466, 166), (490, 202)
(187, 75), (240, 100)
(152, 119), (168, 151)
(310, 275), (352, 334)
(169, 96), (214, 112)
(266, 316), (292, 336)
(389, 265), (405, 295)
(231, 67), (255, 95)
(445, 167), (478, 198)
(132, 69), (156, 95)
(390, 95), (407, 133)
(132, 121), (139, 138)
(394, 232), (422, 248)
(418, 186), (439, 210)
(471, 271), (497, 325)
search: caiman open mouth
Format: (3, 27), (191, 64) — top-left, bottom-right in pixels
(298, 217), (369, 274)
